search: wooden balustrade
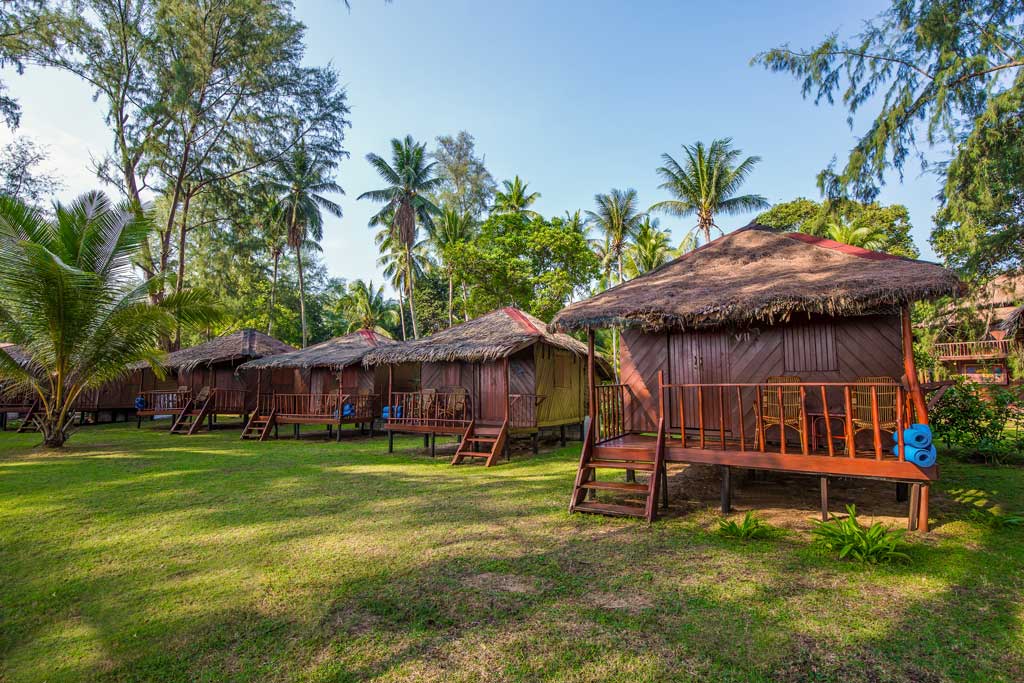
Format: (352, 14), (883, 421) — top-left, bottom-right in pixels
(384, 390), (472, 428)
(258, 392), (378, 420)
(594, 383), (633, 443)
(935, 339), (1013, 360)
(509, 393), (544, 428)
(138, 389), (191, 413)
(208, 388), (247, 413)
(646, 381), (908, 459)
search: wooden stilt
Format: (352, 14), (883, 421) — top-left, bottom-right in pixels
(532, 432), (539, 454)
(908, 484), (920, 530)
(430, 433), (436, 457)
(388, 430), (394, 453)
(820, 477), (829, 521)
(919, 485), (930, 533)
(660, 464), (669, 509)
(423, 433), (430, 449)
(560, 424), (566, 447)
(720, 466), (731, 513)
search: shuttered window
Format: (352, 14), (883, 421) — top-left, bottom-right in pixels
(554, 351), (572, 388)
(783, 323), (838, 373)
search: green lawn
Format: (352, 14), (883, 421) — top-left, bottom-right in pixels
(1, 423), (1022, 682)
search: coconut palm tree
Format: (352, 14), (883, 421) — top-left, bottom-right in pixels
(625, 217), (673, 277)
(251, 183), (288, 337)
(272, 140), (344, 348)
(358, 135), (441, 339)
(426, 206), (476, 326)
(375, 226), (430, 341)
(825, 220), (887, 251)
(342, 279), (398, 334)
(492, 175), (541, 218)
(650, 138), (769, 243)
(0, 192), (218, 447)
(586, 188), (646, 287)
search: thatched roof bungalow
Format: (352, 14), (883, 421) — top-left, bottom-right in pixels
(550, 224), (961, 527)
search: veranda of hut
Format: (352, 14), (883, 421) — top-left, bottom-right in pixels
(550, 224), (963, 528)
(362, 307), (602, 434)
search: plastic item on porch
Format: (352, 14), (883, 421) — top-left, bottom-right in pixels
(904, 444), (937, 468)
(134, 395), (147, 410)
(381, 405), (402, 419)
(342, 403), (354, 418)
(899, 423), (933, 448)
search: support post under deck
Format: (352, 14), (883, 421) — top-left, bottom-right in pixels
(720, 466), (732, 513)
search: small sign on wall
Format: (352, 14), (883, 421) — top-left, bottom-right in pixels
(963, 363), (1008, 384)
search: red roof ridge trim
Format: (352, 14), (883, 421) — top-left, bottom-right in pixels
(358, 329), (379, 347)
(503, 307), (542, 335)
(783, 231), (902, 261)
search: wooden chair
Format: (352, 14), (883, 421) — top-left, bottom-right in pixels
(420, 388), (437, 422)
(759, 376), (807, 452)
(851, 376), (898, 440)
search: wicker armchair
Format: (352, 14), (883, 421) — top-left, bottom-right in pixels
(759, 376), (807, 452)
(851, 376), (898, 439)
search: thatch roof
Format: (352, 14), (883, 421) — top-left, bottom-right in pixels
(237, 330), (394, 372)
(0, 343), (30, 367)
(362, 307), (597, 367)
(1002, 304), (1023, 338)
(134, 329), (295, 371)
(551, 224), (962, 333)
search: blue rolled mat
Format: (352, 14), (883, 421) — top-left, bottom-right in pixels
(903, 424), (933, 448)
(904, 444), (937, 468)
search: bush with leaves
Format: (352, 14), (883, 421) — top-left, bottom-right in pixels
(930, 377), (1021, 463)
(811, 505), (910, 564)
(718, 511), (774, 540)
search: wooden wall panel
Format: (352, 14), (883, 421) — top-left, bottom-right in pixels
(619, 329), (665, 433)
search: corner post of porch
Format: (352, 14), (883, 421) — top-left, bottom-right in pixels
(387, 365), (393, 416)
(586, 328), (596, 434)
(901, 303), (931, 532)
(504, 356), (511, 424)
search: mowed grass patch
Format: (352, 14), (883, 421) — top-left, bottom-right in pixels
(0, 424), (1022, 682)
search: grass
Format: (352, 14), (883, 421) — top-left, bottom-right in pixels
(1, 423), (1023, 682)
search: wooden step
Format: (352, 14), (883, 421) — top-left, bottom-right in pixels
(593, 445), (656, 461)
(579, 480), (650, 493)
(572, 501), (647, 518)
(465, 436), (499, 443)
(585, 460), (655, 471)
(458, 451), (492, 458)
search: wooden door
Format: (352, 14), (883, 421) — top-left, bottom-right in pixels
(669, 331), (731, 430)
(476, 361), (507, 424)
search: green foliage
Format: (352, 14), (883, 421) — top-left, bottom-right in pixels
(930, 377), (1021, 464)
(586, 188), (645, 284)
(625, 217), (673, 278)
(968, 506), (1024, 530)
(755, 1), (1024, 202)
(455, 212), (599, 321)
(0, 191), (220, 446)
(0, 136), (62, 207)
(756, 197), (919, 257)
(492, 176), (541, 218)
(431, 131), (496, 218)
(718, 512), (774, 540)
(811, 505), (910, 564)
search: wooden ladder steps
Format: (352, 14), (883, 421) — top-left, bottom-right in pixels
(572, 501), (647, 517)
(585, 459), (655, 471)
(579, 480), (649, 493)
(458, 451), (492, 458)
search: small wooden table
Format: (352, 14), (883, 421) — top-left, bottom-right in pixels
(809, 412), (847, 453)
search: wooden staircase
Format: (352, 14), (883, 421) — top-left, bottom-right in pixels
(451, 421), (508, 467)
(16, 401), (40, 433)
(569, 419), (667, 522)
(169, 394), (213, 435)
(241, 409), (275, 441)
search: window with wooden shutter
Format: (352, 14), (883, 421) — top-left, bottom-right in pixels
(553, 351), (571, 388)
(783, 323), (838, 373)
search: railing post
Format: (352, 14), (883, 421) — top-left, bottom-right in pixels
(587, 329), (596, 445)
(901, 305), (929, 425)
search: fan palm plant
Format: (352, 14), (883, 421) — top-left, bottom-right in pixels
(0, 192), (218, 447)
(650, 138), (769, 243)
(358, 135), (441, 339)
(492, 175), (541, 218)
(342, 279), (398, 334)
(625, 217), (673, 277)
(271, 139), (344, 348)
(426, 206), (476, 326)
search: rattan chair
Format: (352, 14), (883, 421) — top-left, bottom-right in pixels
(420, 388), (437, 422)
(759, 376), (807, 452)
(851, 376), (898, 440)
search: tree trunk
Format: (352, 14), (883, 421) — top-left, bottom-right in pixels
(396, 285), (407, 341)
(448, 272), (454, 327)
(297, 245), (308, 348)
(405, 244), (419, 339)
(461, 282), (470, 321)
(267, 249), (280, 336)
(172, 188), (194, 350)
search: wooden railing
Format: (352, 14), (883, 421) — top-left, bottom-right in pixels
(265, 392), (378, 420)
(207, 388), (247, 413)
(652, 381), (912, 460)
(509, 393), (544, 428)
(138, 389), (191, 413)
(384, 390), (472, 428)
(594, 383), (635, 443)
(935, 339), (1013, 359)
(0, 387), (35, 409)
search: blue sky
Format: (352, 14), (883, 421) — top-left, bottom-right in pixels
(1, 0), (948, 291)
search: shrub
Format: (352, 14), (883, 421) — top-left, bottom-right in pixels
(811, 505), (910, 564)
(930, 378), (1021, 464)
(718, 511), (774, 540)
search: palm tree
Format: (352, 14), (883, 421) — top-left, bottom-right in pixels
(427, 206), (476, 326)
(650, 138), (769, 243)
(375, 226), (430, 341)
(358, 135), (441, 339)
(252, 184), (287, 337)
(585, 188), (645, 286)
(272, 140), (344, 348)
(625, 217), (673, 277)
(492, 175), (541, 217)
(0, 192), (217, 446)
(342, 279), (398, 334)
(825, 220), (887, 250)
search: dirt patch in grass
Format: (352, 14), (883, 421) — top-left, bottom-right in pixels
(460, 572), (546, 594)
(585, 591), (654, 614)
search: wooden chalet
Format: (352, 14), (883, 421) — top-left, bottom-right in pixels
(362, 307), (603, 466)
(0, 343), (36, 431)
(235, 330), (393, 441)
(550, 224), (962, 529)
(133, 329), (294, 434)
